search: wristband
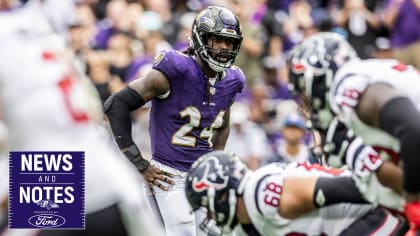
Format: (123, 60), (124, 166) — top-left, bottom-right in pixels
(313, 177), (367, 208)
(123, 144), (150, 172)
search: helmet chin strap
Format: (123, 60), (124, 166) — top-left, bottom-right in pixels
(209, 63), (226, 73)
(207, 56), (231, 72)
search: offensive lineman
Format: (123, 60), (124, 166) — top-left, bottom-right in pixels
(185, 151), (407, 235)
(288, 32), (420, 234)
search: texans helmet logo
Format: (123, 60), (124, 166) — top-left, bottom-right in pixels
(192, 156), (228, 192)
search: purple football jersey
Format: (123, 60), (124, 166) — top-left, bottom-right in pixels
(150, 50), (245, 172)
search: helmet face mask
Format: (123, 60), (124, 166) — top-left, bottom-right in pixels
(191, 6), (243, 72)
(288, 32), (358, 131)
(185, 151), (249, 234)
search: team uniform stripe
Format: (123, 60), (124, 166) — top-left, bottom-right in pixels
(332, 73), (356, 97)
(254, 174), (271, 215)
(369, 212), (399, 236)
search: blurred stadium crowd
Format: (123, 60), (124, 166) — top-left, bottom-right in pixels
(16, 0), (419, 169)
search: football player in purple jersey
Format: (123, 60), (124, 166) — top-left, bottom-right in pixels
(105, 6), (245, 236)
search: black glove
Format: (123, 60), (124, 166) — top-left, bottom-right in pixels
(323, 118), (355, 167)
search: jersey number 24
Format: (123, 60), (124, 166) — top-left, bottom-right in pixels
(172, 106), (225, 148)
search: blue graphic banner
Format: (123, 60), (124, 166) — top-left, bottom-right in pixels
(9, 151), (85, 229)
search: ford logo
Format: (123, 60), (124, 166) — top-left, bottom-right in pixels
(28, 214), (66, 228)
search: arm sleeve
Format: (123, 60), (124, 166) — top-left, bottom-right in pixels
(313, 176), (368, 208)
(379, 96), (420, 193)
(104, 86), (145, 149)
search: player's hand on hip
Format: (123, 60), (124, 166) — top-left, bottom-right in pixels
(141, 165), (175, 191)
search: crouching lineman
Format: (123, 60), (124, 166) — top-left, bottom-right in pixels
(288, 32), (420, 234)
(185, 151), (407, 235)
(323, 118), (406, 211)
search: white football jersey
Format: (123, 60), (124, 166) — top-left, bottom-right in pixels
(330, 59), (420, 161)
(0, 3), (164, 236)
(0, 2), (102, 149)
(0, 0), (109, 212)
(242, 162), (375, 235)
